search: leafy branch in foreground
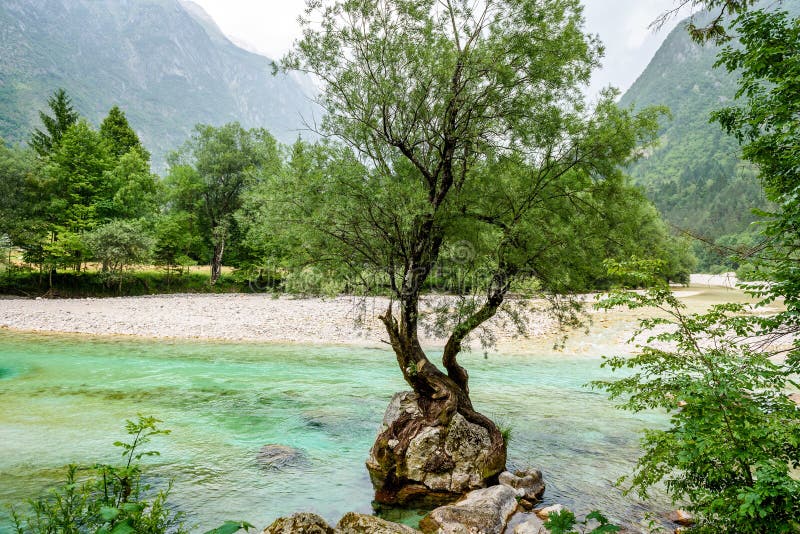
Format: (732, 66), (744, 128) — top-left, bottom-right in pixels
(9, 415), (254, 534)
(544, 510), (620, 534)
(592, 260), (800, 533)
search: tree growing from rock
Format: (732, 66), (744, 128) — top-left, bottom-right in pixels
(280, 0), (666, 503)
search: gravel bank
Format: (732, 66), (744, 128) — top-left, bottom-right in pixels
(0, 293), (558, 347)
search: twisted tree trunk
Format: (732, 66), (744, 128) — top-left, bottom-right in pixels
(366, 273), (509, 506)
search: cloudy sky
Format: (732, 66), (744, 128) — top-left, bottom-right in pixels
(191, 0), (696, 98)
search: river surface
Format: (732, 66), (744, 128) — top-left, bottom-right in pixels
(0, 325), (682, 532)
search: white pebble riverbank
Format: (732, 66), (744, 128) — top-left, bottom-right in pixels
(0, 293), (557, 348)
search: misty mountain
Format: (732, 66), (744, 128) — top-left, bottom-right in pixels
(0, 0), (319, 170)
(619, 1), (799, 268)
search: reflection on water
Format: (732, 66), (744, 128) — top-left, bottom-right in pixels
(0, 330), (669, 531)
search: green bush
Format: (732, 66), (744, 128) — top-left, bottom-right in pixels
(9, 416), (254, 534)
(593, 261), (800, 533)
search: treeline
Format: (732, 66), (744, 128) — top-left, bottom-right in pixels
(0, 89), (695, 296)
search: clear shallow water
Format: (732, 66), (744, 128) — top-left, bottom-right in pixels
(0, 330), (668, 531)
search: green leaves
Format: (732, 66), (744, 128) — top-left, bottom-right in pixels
(166, 122), (282, 284)
(544, 509), (620, 534)
(712, 9), (800, 203)
(30, 88), (80, 158)
(593, 268), (800, 532)
(202, 520), (256, 534)
(11, 417), (189, 534)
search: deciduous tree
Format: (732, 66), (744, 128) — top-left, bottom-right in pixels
(167, 123), (281, 284)
(280, 0), (667, 502)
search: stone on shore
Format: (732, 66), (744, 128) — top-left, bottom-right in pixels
(262, 512), (334, 533)
(498, 469), (545, 502)
(667, 509), (695, 526)
(419, 485), (518, 534)
(534, 504), (565, 521)
(335, 512), (421, 533)
(513, 516), (549, 534)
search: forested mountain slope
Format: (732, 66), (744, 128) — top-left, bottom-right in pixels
(620, 2), (799, 268)
(0, 0), (318, 170)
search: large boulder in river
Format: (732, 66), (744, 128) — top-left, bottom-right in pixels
(418, 485), (519, 534)
(335, 512), (421, 533)
(262, 512), (333, 533)
(367, 392), (505, 506)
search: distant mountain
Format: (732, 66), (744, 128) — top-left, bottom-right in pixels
(0, 0), (319, 170)
(619, 2), (799, 268)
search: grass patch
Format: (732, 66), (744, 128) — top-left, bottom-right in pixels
(0, 268), (246, 298)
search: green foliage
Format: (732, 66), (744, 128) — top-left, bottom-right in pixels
(9, 416), (255, 534)
(202, 521), (256, 534)
(0, 268), (244, 298)
(85, 220), (155, 286)
(592, 262), (800, 533)
(105, 149), (160, 220)
(499, 425), (512, 446)
(0, 233), (11, 270)
(100, 106), (149, 161)
(29, 88), (79, 158)
(0, 139), (38, 238)
(152, 212), (201, 276)
(44, 120), (115, 232)
(712, 8), (800, 202)
(167, 122), (282, 283)
(544, 510), (620, 534)
(10, 416), (186, 534)
(710, 5), (800, 385)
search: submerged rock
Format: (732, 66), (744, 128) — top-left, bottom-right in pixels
(367, 391), (505, 506)
(419, 485), (518, 534)
(256, 444), (307, 470)
(262, 512), (333, 533)
(335, 512), (421, 533)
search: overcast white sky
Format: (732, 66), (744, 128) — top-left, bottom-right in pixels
(191, 0), (695, 98)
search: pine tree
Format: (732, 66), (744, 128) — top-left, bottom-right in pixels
(30, 88), (80, 157)
(100, 105), (149, 161)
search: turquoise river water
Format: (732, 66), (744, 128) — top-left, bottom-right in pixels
(0, 330), (669, 532)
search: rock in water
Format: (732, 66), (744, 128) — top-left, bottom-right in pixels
(534, 504), (565, 521)
(418, 485), (519, 534)
(262, 512), (333, 533)
(367, 392), (506, 506)
(498, 469), (546, 502)
(257, 444), (306, 470)
(335, 512), (421, 533)
(513, 516), (549, 534)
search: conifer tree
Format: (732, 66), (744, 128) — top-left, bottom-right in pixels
(30, 88), (80, 157)
(100, 105), (149, 161)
